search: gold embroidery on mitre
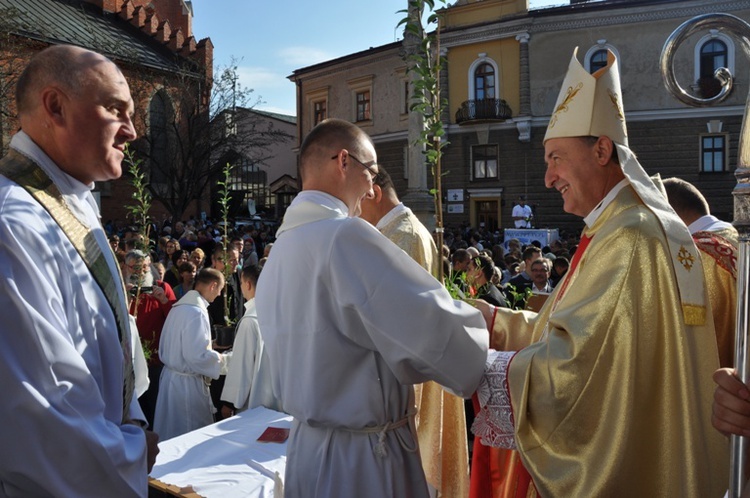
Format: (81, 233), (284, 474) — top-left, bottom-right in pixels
(677, 246), (695, 271)
(549, 82), (583, 128)
(607, 89), (624, 121)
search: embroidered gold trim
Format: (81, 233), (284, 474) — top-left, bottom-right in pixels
(549, 82), (583, 129)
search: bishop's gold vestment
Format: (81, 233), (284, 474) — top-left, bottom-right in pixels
(379, 205), (468, 498)
(491, 186), (727, 497)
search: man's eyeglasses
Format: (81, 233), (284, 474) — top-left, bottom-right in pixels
(331, 151), (379, 180)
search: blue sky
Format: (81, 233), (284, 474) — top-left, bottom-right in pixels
(191, 0), (561, 116)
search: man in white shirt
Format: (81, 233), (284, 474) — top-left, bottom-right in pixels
(256, 118), (488, 498)
(0, 45), (157, 496)
(154, 268), (227, 440)
(511, 196), (533, 228)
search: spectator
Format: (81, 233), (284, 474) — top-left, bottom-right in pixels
(123, 249), (177, 427)
(173, 261), (197, 300)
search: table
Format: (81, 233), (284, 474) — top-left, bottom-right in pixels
(149, 407), (291, 498)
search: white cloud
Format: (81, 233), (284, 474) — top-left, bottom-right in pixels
(278, 46), (336, 67)
(235, 66), (280, 91)
(232, 66), (296, 114)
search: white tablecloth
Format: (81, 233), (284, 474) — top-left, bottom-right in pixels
(150, 406), (292, 498)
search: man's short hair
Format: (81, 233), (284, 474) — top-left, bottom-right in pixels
(663, 177), (710, 218)
(531, 259), (549, 271)
(195, 268), (224, 286)
(452, 248), (471, 264)
(474, 253), (496, 281)
(240, 264), (261, 286)
(553, 256), (570, 271)
(372, 165), (394, 192)
(522, 246), (542, 263)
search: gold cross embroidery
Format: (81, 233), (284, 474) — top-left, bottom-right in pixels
(677, 246), (695, 271)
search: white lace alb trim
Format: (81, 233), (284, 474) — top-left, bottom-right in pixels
(471, 350), (517, 449)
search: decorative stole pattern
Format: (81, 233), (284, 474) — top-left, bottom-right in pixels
(0, 150), (134, 423)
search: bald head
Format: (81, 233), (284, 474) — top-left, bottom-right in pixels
(298, 118), (374, 185)
(14, 44), (136, 185)
(16, 45), (121, 116)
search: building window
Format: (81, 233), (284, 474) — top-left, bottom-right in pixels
(693, 31), (734, 99)
(231, 156), (272, 212)
(699, 39), (728, 98)
(306, 87), (330, 131)
(589, 49), (608, 73)
(472, 144), (498, 180)
(584, 42), (619, 73)
(313, 100), (327, 125)
(148, 90), (172, 186)
(474, 63), (495, 100)
(356, 90), (371, 122)
(347, 75), (374, 125)
(700, 134), (727, 172)
(700, 40), (728, 78)
(468, 57), (500, 102)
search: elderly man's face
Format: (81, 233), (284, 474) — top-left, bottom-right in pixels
(544, 137), (607, 218)
(59, 57), (136, 184)
(531, 261), (549, 286)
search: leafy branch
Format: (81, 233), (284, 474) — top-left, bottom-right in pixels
(398, 0), (449, 282)
(123, 146), (153, 318)
(124, 146), (153, 250)
(505, 283), (533, 310)
(216, 161), (234, 324)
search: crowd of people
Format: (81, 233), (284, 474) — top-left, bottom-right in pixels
(106, 217), (279, 434)
(2, 43), (748, 498)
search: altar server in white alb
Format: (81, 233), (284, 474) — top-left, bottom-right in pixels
(256, 118), (489, 498)
(220, 264), (281, 417)
(0, 45), (158, 496)
(154, 268), (228, 440)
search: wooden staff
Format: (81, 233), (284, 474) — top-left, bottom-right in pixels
(661, 13), (750, 498)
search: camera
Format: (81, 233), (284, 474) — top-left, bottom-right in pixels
(130, 286), (153, 296)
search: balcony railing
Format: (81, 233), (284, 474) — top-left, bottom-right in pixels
(456, 98), (513, 124)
